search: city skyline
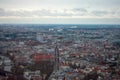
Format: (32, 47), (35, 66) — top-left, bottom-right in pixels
(0, 0), (120, 24)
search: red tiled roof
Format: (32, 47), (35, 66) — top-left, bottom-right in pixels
(31, 53), (54, 62)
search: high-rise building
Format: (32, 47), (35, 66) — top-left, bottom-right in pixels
(36, 33), (44, 42)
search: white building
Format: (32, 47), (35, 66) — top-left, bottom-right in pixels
(36, 33), (45, 43)
(24, 70), (41, 80)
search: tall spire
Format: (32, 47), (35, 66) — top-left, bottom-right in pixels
(54, 45), (59, 72)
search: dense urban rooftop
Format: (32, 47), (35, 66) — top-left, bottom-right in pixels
(0, 24), (120, 80)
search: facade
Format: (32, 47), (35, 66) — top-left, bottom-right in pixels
(36, 33), (44, 43)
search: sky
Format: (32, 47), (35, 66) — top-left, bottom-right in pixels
(0, 0), (120, 24)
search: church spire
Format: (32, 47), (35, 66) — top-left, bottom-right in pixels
(54, 45), (59, 72)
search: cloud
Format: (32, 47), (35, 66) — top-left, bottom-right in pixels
(64, 8), (88, 16)
(91, 10), (115, 16)
(71, 8), (87, 12)
(0, 8), (6, 16)
(0, 8), (119, 18)
(0, 9), (33, 17)
(0, 8), (88, 18)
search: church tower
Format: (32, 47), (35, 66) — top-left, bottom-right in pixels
(54, 45), (59, 72)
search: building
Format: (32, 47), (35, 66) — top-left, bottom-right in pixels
(36, 33), (44, 43)
(54, 45), (60, 72)
(24, 70), (42, 80)
(31, 53), (54, 62)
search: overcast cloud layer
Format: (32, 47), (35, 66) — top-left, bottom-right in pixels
(0, 8), (119, 18)
(0, 0), (120, 24)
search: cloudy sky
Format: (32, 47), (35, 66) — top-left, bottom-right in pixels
(0, 0), (120, 24)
